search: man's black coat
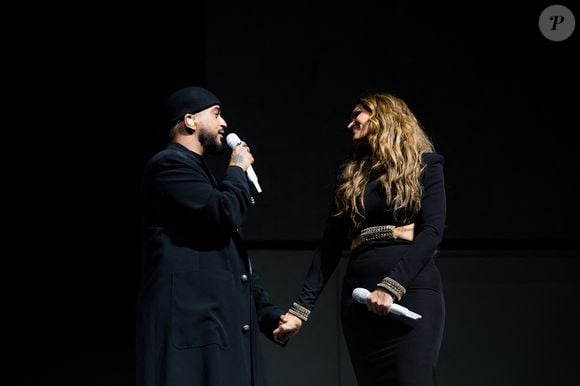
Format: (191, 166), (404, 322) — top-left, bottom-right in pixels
(137, 142), (282, 386)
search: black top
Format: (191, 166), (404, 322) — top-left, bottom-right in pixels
(296, 152), (446, 310)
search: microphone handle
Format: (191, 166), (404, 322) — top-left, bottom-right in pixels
(246, 166), (262, 193)
(352, 288), (421, 319)
(228, 136), (263, 193)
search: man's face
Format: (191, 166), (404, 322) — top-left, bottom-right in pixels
(195, 105), (227, 154)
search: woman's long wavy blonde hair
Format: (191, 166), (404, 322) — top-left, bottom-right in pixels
(335, 93), (434, 227)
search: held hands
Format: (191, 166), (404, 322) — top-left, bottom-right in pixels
(229, 141), (254, 171)
(272, 313), (303, 344)
(366, 288), (394, 316)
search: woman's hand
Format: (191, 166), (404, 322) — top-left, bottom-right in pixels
(366, 288), (394, 315)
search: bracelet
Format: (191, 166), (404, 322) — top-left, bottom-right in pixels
(376, 277), (406, 301)
(288, 302), (311, 322)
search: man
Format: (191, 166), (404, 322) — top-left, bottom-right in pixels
(136, 86), (284, 386)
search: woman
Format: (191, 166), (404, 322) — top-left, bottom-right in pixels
(274, 92), (446, 386)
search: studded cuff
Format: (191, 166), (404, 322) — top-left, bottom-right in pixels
(288, 302), (311, 322)
(376, 277), (406, 301)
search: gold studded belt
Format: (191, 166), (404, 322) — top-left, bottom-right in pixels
(350, 224), (396, 251)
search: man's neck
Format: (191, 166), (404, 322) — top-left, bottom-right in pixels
(174, 136), (204, 156)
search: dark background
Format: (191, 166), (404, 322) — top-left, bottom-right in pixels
(202, 0), (579, 242)
(6, 1), (578, 385)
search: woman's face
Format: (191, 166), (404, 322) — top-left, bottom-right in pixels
(347, 104), (371, 142)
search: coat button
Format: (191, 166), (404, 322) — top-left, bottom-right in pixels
(242, 324), (250, 333)
(240, 274), (248, 283)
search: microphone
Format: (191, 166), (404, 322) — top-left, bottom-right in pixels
(226, 133), (263, 193)
(352, 287), (422, 320)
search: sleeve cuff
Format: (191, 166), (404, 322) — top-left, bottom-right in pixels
(376, 277), (406, 301)
(288, 302), (311, 322)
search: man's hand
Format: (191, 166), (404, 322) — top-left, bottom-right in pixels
(229, 141), (254, 171)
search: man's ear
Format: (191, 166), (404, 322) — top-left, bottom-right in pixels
(184, 114), (196, 129)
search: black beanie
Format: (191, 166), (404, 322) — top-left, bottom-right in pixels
(165, 86), (221, 123)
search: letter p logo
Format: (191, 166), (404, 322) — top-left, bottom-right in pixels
(539, 5), (575, 41)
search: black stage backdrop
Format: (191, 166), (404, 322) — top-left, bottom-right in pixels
(5, 1), (578, 385)
(202, 0), (579, 243)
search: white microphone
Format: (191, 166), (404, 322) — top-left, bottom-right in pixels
(226, 133), (263, 193)
(352, 287), (422, 320)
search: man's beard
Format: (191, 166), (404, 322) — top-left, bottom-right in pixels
(199, 128), (225, 155)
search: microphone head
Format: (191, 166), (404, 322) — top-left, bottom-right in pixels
(226, 133), (242, 149)
(352, 288), (370, 304)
